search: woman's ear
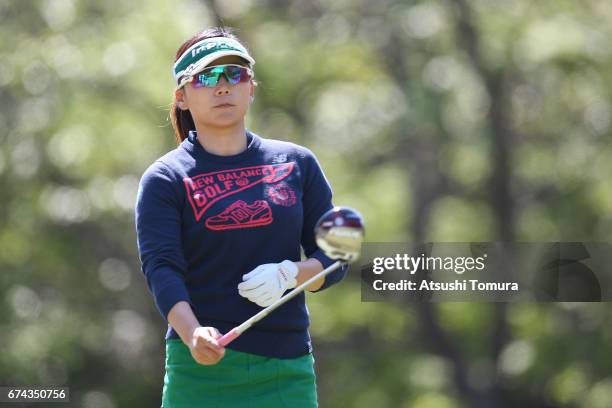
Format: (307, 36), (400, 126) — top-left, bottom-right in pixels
(249, 81), (255, 103)
(175, 89), (189, 110)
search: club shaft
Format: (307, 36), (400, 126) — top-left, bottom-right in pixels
(218, 260), (344, 346)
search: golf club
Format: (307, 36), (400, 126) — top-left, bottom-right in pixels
(217, 206), (365, 347)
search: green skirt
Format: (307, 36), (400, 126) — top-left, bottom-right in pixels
(162, 339), (318, 408)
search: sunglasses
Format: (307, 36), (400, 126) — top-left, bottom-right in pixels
(186, 64), (253, 89)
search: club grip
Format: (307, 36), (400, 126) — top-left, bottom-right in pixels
(217, 328), (240, 347)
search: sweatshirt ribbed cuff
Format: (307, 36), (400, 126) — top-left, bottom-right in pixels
(309, 249), (348, 292)
(154, 281), (192, 321)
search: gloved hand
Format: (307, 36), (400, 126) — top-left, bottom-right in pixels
(238, 260), (299, 307)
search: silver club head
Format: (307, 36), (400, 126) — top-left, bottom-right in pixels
(314, 207), (365, 262)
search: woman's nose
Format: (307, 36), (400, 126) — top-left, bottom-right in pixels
(214, 76), (230, 96)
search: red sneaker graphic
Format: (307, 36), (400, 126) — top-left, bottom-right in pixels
(205, 200), (273, 230)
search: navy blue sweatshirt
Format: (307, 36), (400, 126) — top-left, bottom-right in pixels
(135, 130), (346, 358)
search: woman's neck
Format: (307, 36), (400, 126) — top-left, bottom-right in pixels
(194, 122), (247, 156)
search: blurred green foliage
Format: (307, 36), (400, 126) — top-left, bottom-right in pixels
(1, 0), (611, 407)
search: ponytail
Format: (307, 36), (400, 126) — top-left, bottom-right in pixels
(170, 97), (195, 144)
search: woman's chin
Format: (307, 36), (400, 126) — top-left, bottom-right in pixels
(205, 110), (247, 128)
(205, 118), (243, 129)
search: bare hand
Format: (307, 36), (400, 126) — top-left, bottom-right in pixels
(189, 326), (226, 365)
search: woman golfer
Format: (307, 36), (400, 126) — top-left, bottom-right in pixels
(135, 27), (346, 407)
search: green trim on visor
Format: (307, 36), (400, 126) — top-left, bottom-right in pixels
(173, 37), (255, 86)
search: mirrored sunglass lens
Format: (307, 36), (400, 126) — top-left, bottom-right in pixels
(225, 66), (247, 84)
(200, 66), (226, 87)
(195, 74), (217, 87)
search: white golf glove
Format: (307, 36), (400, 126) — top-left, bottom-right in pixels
(238, 260), (298, 307)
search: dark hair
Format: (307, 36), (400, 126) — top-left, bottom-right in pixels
(170, 27), (250, 144)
